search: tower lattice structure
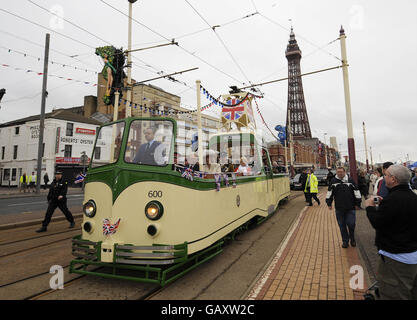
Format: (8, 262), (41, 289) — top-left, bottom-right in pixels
(285, 28), (312, 140)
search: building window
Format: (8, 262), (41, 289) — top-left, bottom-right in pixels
(4, 169), (10, 181)
(11, 168), (17, 181)
(13, 145), (18, 160)
(1, 146), (4, 160)
(94, 147), (101, 160)
(64, 145), (72, 158)
(15, 127), (20, 135)
(66, 123), (74, 136)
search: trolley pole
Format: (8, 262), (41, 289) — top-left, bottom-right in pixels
(339, 26), (358, 184)
(125, 0), (137, 118)
(196, 80), (203, 169)
(36, 33), (49, 194)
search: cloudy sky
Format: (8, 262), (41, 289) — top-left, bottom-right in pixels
(0, 0), (416, 164)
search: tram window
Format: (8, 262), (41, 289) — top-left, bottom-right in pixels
(209, 134), (262, 176)
(125, 120), (173, 166)
(91, 122), (125, 168)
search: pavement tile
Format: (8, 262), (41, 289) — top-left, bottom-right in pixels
(247, 191), (367, 300)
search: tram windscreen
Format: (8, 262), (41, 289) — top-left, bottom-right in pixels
(91, 122), (125, 168)
(124, 120), (173, 166)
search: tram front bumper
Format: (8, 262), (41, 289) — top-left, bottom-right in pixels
(71, 235), (188, 265)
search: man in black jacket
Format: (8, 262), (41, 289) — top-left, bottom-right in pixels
(365, 164), (417, 300)
(326, 167), (362, 248)
(299, 169), (308, 203)
(36, 171), (75, 233)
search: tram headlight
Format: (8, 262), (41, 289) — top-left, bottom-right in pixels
(83, 200), (96, 218)
(145, 201), (164, 220)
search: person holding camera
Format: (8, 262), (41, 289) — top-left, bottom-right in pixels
(365, 164), (417, 300)
(326, 166), (362, 248)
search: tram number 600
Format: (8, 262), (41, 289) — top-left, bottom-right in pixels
(148, 190), (163, 198)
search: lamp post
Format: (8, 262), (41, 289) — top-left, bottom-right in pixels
(324, 133), (328, 168)
(339, 26), (358, 184)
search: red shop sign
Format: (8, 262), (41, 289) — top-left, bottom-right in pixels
(76, 128), (96, 135)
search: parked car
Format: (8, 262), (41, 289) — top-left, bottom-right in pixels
(314, 169), (331, 185)
(290, 173), (303, 190)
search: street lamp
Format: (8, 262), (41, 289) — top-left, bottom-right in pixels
(339, 26), (358, 184)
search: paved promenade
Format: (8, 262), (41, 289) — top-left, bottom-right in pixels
(247, 191), (367, 300)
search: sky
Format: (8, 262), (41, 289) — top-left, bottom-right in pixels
(0, 0), (416, 164)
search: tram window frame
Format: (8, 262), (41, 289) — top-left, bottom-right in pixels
(262, 148), (273, 175)
(90, 121), (125, 168)
(209, 133), (263, 177)
(124, 119), (174, 167)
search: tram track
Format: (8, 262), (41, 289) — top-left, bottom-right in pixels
(0, 227), (80, 246)
(0, 231), (79, 258)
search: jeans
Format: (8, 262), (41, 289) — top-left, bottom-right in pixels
(335, 209), (356, 243)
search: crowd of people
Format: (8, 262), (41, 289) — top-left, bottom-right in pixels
(295, 162), (417, 300)
(294, 163), (417, 299)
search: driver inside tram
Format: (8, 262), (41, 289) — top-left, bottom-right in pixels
(132, 127), (161, 165)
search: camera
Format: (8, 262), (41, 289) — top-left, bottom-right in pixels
(373, 197), (380, 205)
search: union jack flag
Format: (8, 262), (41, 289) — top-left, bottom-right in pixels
(222, 99), (245, 121)
(181, 168), (194, 181)
(103, 218), (121, 236)
(74, 173), (86, 184)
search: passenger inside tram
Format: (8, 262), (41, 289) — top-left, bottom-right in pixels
(235, 156), (252, 176)
(202, 150), (221, 176)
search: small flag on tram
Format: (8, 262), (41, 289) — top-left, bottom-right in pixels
(74, 173), (86, 184)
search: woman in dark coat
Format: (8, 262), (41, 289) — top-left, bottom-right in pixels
(357, 170), (369, 199)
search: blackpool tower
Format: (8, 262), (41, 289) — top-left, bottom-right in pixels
(285, 28), (312, 139)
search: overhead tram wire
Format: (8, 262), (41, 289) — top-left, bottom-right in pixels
(26, 0), (110, 45)
(158, 11), (258, 42)
(99, 0), (245, 85)
(255, 36), (341, 83)
(0, 29), (100, 70)
(0, 8), (193, 107)
(19, 2), (196, 94)
(258, 13), (342, 62)
(184, 0), (253, 84)
(0, 8), (95, 50)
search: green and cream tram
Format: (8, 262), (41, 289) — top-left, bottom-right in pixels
(70, 117), (290, 285)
